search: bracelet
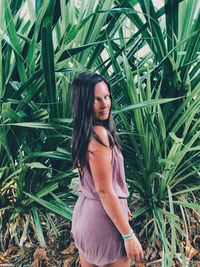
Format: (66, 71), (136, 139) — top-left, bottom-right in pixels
(122, 230), (135, 240)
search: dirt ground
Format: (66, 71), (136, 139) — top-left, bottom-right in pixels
(0, 218), (200, 267)
(0, 209), (200, 267)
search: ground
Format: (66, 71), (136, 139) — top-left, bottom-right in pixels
(0, 214), (200, 267)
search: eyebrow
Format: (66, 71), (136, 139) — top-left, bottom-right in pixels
(95, 93), (110, 98)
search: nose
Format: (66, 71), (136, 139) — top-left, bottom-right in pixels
(100, 99), (107, 109)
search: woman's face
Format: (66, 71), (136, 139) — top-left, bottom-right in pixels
(93, 81), (111, 121)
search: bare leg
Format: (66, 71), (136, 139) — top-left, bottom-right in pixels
(79, 253), (98, 267)
(103, 256), (131, 267)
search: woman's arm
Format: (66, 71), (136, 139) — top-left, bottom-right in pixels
(88, 125), (131, 235)
(88, 126), (144, 261)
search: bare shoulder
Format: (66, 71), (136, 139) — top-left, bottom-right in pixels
(89, 125), (110, 151)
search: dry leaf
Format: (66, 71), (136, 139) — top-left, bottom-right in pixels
(145, 246), (154, 260)
(31, 247), (50, 267)
(194, 252), (200, 261)
(6, 245), (18, 256)
(24, 242), (32, 248)
(33, 247), (49, 261)
(75, 256), (81, 267)
(0, 253), (9, 263)
(150, 248), (158, 261)
(155, 239), (162, 249)
(63, 255), (75, 267)
(186, 242), (199, 259)
(0, 245), (18, 263)
(158, 249), (163, 258)
(31, 258), (39, 267)
(61, 244), (76, 255)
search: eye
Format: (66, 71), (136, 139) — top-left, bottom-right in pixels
(105, 95), (110, 99)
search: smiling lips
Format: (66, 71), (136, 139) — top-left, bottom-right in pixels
(99, 110), (108, 115)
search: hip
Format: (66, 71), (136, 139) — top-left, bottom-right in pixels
(72, 192), (129, 222)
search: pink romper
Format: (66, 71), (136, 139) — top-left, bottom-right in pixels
(71, 145), (130, 266)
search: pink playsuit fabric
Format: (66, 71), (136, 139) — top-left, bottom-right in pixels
(71, 145), (130, 266)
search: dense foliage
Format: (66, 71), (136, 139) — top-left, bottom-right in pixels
(0, 0), (199, 265)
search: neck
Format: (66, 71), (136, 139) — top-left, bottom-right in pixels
(93, 119), (108, 128)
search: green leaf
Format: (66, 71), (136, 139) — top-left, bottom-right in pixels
(26, 193), (73, 220)
(31, 207), (47, 248)
(26, 162), (49, 169)
(112, 97), (182, 114)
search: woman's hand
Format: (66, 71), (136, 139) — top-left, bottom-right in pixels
(124, 235), (144, 263)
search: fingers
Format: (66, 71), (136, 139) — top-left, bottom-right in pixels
(140, 249), (144, 259)
(127, 250), (144, 262)
(134, 250), (145, 262)
(135, 251), (143, 262)
(124, 236), (144, 262)
(134, 251), (143, 261)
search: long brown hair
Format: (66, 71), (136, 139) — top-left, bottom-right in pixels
(71, 71), (121, 169)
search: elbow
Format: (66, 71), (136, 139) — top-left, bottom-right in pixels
(96, 188), (116, 198)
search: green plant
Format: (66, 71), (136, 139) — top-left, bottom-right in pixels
(104, 1), (200, 265)
(0, 1), (199, 266)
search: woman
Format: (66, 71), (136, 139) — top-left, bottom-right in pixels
(70, 72), (144, 267)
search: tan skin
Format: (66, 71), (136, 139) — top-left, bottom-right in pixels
(79, 81), (144, 267)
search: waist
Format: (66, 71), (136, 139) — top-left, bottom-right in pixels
(79, 190), (128, 200)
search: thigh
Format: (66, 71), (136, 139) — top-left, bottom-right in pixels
(79, 253), (98, 267)
(103, 256), (131, 267)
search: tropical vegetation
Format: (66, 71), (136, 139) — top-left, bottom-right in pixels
(0, 0), (199, 266)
